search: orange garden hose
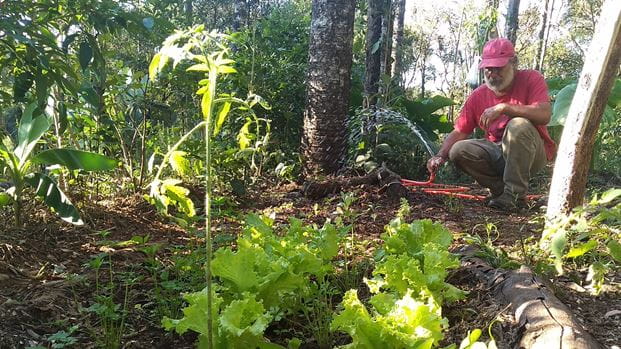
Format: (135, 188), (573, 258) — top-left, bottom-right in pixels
(400, 173), (542, 201)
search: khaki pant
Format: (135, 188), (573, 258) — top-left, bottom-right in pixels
(449, 117), (547, 196)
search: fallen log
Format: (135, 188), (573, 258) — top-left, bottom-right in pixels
(460, 252), (602, 349)
(302, 166), (408, 200)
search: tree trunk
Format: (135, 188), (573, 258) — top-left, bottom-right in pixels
(538, 0), (556, 71)
(534, 0), (550, 70)
(381, 0), (394, 77)
(364, 0), (383, 107)
(546, 0), (621, 219)
(233, 0), (246, 31)
(391, 0), (406, 87)
(184, 0), (192, 22)
(302, 0), (356, 177)
(460, 254), (603, 349)
(504, 0), (520, 44)
(420, 57), (426, 98)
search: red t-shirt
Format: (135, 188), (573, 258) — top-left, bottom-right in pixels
(454, 70), (556, 161)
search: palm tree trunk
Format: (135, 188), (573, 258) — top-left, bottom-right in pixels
(302, 0), (356, 177)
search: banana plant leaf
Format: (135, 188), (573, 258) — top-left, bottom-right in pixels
(32, 149), (117, 171)
(25, 173), (83, 225)
(15, 103), (52, 164)
(551, 82), (617, 127)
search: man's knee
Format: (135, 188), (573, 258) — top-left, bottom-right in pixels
(505, 117), (537, 139)
(449, 140), (470, 162)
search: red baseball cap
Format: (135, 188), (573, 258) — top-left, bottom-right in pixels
(479, 38), (515, 69)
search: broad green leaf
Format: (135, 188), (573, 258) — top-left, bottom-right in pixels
(161, 180), (195, 217)
(149, 53), (161, 80)
(213, 101), (231, 136)
(220, 296), (271, 337)
(35, 72), (49, 106)
(211, 246), (262, 292)
(0, 193), (11, 207)
(25, 173), (82, 225)
(237, 121), (251, 149)
(187, 63), (210, 72)
(551, 83), (577, 126)
(78, 41), (93, 70)
(15, 103), (51, 164)
(162, 287), (223, 336)
(244, 214), (273, 236)
(169, 151), (191, 176)
(79, 86), (100, 109)
(586, 262), (607, 295)
(32, 149), (117, 171)
(201, 89), (212, 121)
(550, 229), (567, 274)
(217, 65), (236, 74)
(598, 188), (621, 205)
(565, 240), (598, 258)
(607, 240), (621, 262)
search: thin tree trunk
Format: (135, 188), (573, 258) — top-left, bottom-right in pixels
(546, 0), (621, 218)
(391, 0), (406, 87)
(233, 0), (246, 31)
(534, 0), (550, 70)
(364, 0), (383, 107)
(184, 0), (192, 23)
(302, 0), (356, 176)
(538, 0), (556, 71)
(505, 0), (520, 44)
(382, 0), (394, 77)
(420, 58), (426, 98)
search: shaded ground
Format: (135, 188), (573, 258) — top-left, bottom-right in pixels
(0, 179), (619, 348)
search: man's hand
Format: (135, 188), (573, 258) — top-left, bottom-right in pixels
(479, 103), (506, 130)
(426, 155), (446, 174)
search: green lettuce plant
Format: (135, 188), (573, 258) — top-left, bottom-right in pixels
(0, 103), (116, 226)
(162, 214), (343, 348)
(332, 218), (465, 348)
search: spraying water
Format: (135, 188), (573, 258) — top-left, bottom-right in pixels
(348, 108), (438, 157)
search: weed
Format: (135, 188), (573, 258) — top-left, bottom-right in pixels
(46, 325), (79, 348)
(85, 254), (133, 349)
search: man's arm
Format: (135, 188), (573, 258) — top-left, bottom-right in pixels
(480, 102), (551, 129)
(426, 130), (470, 173)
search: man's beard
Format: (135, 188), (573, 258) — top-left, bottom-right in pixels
(484, 67), (515, 94)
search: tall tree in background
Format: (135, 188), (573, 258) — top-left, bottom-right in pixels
(364, 0), (383, 107)
(391, 0), (406, 86)
(233, 0), (247, 31)
(302, 0), (356, 176)
(505, 0), (521, 43)
(535, 0), (554, 70)
(381, 0), (394, 76)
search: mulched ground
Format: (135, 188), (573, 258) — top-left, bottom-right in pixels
(0, 179), (619, 348)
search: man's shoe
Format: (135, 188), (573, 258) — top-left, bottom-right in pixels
(487, 192), (526, 212)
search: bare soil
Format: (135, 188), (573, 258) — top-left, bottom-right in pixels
(0, 180), (619, 348)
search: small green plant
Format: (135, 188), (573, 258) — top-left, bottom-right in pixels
(541, 188), (621, 294)
(452, 328), (498, 349)
(463, 223), (520, 269)
(0, 103), (116, 226)
(85, 254), (132, 349)
(47, 325), (79, 348)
